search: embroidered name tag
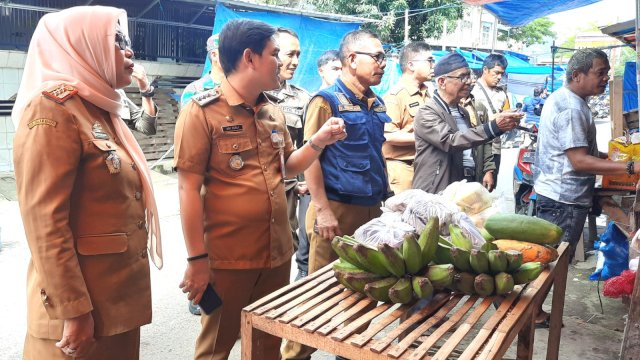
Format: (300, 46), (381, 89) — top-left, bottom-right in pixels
(373, 105), (387, 112)
(409, 102), (420, 108)
(281, 106), (304, 116)
(222, 125), (243, 133)
(338, 104), (361, 112)
(28, 118), (57, 129)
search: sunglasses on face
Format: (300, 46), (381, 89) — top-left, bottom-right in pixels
(115, 31), (131, 51)
(354, 51), (386, 65)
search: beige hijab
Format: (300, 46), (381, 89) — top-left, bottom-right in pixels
(11, 6), (163, 269)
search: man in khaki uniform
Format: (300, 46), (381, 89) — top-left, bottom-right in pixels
(173, 19), (346, 360)
(382, 41), (434, 193)
(281, 29), (391, 360)
(266, 28), (312, 279)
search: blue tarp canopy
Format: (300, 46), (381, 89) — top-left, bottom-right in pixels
(205, 3), (360, 92)
(471, 0), (603, 27)
(623, 62), (638, 113)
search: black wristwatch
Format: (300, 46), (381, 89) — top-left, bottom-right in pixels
(140, 85), (155, 98)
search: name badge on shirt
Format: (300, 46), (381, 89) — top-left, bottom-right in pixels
(409, 102), (420, 108)
(338, 104), (361, 112)
(222, 124), (243, 133)
(92, 122), (109, 140)
(373, 105), (387, 112)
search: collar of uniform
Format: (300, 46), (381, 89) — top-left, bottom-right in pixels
(400, 77), (426, 97)
(280, 81), (295, 96)
(460, 93), (476, 107)
(339, 77), (377, 109)
(220, 76), (268, 110)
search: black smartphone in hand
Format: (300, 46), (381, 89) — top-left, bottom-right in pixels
(198, 283), (223, 315)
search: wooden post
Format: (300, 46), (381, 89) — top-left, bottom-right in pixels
(620, 269), (640, 359)
(546, 243), (570, 360)
(610, 77), (624, 139)
(620, 186), (640, 358)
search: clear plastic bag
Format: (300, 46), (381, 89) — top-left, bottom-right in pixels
(383, 189), (431, 214)
(442, 180), (493, 215)
(400, 192), (460, 234)
(354, 212), (416, 249)
(469, 206), (499, 229)
(450, 212), (487, 250)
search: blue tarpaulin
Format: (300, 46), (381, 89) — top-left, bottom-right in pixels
(623, 61), (638, 113)
(204, 3), (360, 92)
(479, 0), (603, 27)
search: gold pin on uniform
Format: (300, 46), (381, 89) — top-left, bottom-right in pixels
(229, 154), (244, 170)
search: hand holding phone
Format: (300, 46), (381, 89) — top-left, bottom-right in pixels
(198, 283), (223, 314)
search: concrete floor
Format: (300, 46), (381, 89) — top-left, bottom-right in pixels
(0, 118), (631, 359)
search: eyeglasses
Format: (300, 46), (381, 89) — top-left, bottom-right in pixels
(354, 51), (386, 65)
(445, 74), (472, 83)
(115, 31), (131, 51)
(411, 58), (435, 64)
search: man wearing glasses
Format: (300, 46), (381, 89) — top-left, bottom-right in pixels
(413, 53), (522, 194)
(382, 41), (434, 194)
(281, 29), (391, 360)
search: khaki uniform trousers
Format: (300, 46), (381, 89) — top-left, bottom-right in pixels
(23, 328), (140, 360)
(281, 200), (381, 359)
(286, 185), (300, 251)
(195, 260), (291, 360)
(386, 159), (414, 195)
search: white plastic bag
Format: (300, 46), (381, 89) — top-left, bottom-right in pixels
(443, 180), (493, 215)
(354, 212), (416, 249)
(469, 205), (499, 229)
(401, 192), (460, 234)
(383, 189), (429, 214)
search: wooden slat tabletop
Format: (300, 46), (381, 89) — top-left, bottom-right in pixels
(242, 243), (570, 359)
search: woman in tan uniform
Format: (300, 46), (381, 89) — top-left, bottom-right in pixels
(11, 6), (162, 359)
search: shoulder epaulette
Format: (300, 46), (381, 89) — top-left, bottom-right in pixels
(289, 83), (311, 97)
(42, 84), (77, 104)
(192, 88), (221, 107)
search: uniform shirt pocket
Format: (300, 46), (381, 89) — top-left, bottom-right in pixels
(76, 233), (128, 255)
(336, 157), (372, 197)
(214, 136), (254, 178)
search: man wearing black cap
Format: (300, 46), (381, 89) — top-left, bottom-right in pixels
(412, 52), (522, 194)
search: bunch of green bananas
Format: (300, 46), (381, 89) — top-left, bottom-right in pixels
(331, 217), (441, 304)
(432, 228), (544, 296)
(332, 217), (545, 301)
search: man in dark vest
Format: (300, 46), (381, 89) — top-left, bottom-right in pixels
(281, 29), (391, 360)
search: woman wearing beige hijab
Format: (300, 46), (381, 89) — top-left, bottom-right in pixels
(12, 6), (162, 359)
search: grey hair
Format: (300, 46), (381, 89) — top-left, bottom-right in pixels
(566, 48), (608, 83)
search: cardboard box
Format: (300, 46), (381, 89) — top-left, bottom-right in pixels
(602, 173), (640, 190)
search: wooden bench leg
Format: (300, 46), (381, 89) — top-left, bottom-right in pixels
(241, 311), (269, 360)
(546, 246), (570, 360)
(516, 310), (535, 360)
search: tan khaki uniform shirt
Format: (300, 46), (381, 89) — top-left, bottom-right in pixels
(174, 78), (295, 269)
(382, 78), (430, 161)
(14, 84), (151, 340)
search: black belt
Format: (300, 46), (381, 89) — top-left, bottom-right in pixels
(463, 167), (475, 177)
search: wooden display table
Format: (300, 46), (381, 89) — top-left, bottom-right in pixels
(241, 243), (569, 360)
